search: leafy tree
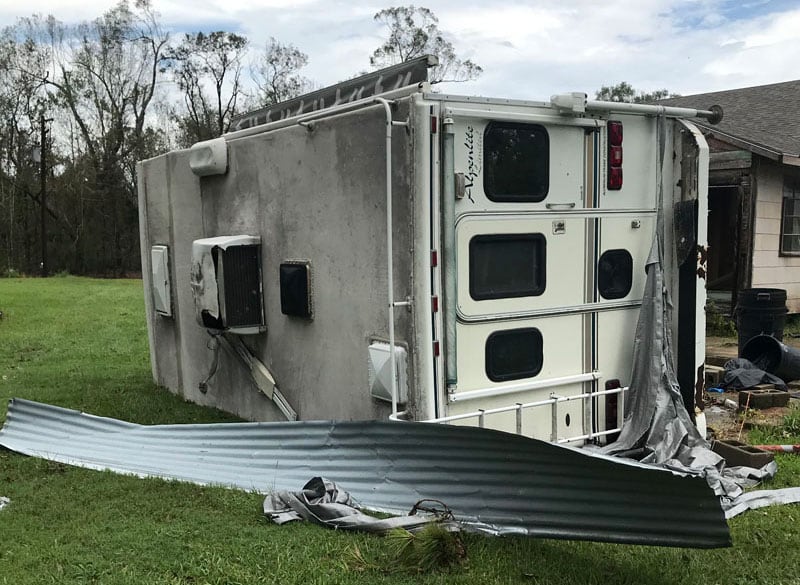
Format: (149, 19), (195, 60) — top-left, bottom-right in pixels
(167, 31), (248, 145)
(250, 38), (312, 108)
(595, 82), (680, 103)
(370, 5), (482, 84)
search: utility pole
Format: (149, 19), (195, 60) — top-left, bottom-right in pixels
(39, 112), (51, 277)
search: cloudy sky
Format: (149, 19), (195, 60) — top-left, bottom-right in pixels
(1, 0), (798, 100)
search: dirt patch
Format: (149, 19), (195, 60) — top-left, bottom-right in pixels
(705, 391), (791, 442)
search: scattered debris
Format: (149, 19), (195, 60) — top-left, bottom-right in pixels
(753, 444), (800, 454)
(721, 358), (786, 391)
(281, 481), (473, 575)
(711, 440), (774, 468)
(263, 477), (456, 534)
(724, 487), (800, 519)
(345, 523), (467, 574)
(0, 398), (730, 548)
(738, 387), (790, 410)
(705, 364), (725, 388)
(0, 497), (9, 511)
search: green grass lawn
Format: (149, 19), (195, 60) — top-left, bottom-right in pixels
(2, 277), (800, 584)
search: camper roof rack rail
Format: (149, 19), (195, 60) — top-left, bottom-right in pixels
(550, 93), (723, 124)
(229, 54), (437, 132)
(586, 99), (723, 124)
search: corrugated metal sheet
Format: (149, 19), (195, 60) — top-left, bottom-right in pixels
(0, 398), (730, 548)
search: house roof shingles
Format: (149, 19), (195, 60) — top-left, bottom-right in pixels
(658, 80), (800, 159)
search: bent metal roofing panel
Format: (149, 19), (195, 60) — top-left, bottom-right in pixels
(0, 398), (730, 548)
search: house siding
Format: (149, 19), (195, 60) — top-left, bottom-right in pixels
(750, 159), (800, 312)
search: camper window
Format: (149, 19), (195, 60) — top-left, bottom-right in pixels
(469, 234), (546, 300)
(485, 328), (543, 382)
(598, 249), (633, 300)
(484, 122), (549, 202)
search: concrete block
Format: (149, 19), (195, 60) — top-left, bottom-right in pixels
(772, 391), (791, 408)
(711, 439), (774, 468)
(705, 355), (730, 368)
(738, 388), (791, 410)
(704, 365), (725, 388)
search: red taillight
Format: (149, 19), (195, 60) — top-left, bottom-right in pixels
(607, 121), (623, 191)
(608, 167), (623, 190)
(608, 121), (623, 146)
(431, 295), (439, 313)
(433, 340), (440, 357)
(430, 116), (438, 134)
(605, 379), (621, 443)
(609, 145), (623, 166)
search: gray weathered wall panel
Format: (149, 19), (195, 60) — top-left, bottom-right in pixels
(138, 98), (418, 421)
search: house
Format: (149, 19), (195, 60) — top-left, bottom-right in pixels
(659, 81), (800, 312)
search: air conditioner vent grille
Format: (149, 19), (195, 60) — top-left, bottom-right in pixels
(221, 245), (262, 328)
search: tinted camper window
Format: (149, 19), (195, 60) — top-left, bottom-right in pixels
(484, 122), (549, 202)
(485, 328), (543, 382)
(470, 234), (546, 300)
(598, 249), (633, 300)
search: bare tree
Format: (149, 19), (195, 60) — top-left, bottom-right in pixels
(250, 37), (312, 108)
(0, 33), (49, 275)
(5, 0), (171, 273)
(167, 31), (248, 145)
(370, 5), (482, 83)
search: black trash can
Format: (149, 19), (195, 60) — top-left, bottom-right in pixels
(741, 334), (800, 383)
(735, 288), (788, 355)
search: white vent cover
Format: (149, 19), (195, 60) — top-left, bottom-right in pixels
(367, 342), (408, 404)
(150, 245), (171, 317)
(189, 137), (228, 176)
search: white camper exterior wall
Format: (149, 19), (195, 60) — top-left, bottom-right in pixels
(439, 105), (662, 441)
(751, 159), (800, 312)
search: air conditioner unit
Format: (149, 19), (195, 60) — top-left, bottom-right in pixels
(190, 235), (265, 334)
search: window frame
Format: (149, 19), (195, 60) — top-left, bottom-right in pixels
(483, 121), (550, 202)
(469, 233), (547, 301)
(780, 173), (800, 257)
(485, 327), (544, 382)
(597, 248), (634, 300)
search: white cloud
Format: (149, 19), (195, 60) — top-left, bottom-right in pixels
(0, 0), (797, 101)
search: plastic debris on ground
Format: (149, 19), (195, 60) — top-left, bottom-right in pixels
(721, 358), (787, 391)
(598, 230), (800, 518)
(0, 497), (9, 511)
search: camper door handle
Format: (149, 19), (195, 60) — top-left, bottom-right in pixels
(545, 202), (576, 210)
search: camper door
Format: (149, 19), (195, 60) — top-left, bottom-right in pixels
(441, 106), (657, 443)
(444, 110), (589, 442)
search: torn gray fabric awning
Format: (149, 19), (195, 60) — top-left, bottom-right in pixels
(0, 398), (729, 548)
(263, 476), (457, 534)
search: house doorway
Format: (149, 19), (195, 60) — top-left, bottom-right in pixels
(707, 185), (740, 314)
